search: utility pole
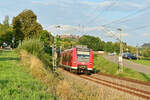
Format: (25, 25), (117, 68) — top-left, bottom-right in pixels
(101, 26), (124, 73)
(118, 28), (123, 72)
(12, 37), (15, 49)
(136, 43), (139, 60)
(52, 25), (61, 72)
(52, 33), (56, 72)
(82, 25), (84, 34)
(78, 24), (81, 34)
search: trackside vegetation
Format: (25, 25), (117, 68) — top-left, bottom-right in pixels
(18, 39), (105, 100)
(94, 54), (150, 82)
(18, 39), (53, 69)
(130, 59), (150, 67)
(0, 50), (56, 100)
(18, 39), (44, 57)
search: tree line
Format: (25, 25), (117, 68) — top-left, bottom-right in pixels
(0, 10), (52, 48)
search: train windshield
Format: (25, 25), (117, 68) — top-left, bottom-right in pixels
(77, 51), (90, 62)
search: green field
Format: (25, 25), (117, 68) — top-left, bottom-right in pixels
(0, 50), (55, 100)
(130, 59), (150, 67)
(94, 54), (150, 82)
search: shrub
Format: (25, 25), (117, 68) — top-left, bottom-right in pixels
(18, 39), (44, 57)
(40, 53), (53, 69)
(18, 39), (53, 70)
(143, 50), (150, 57)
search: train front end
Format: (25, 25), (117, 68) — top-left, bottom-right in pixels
(72, 46), (93, 73)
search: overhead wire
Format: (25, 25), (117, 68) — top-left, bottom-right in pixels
(78, 0), (106, 27)
(76, 0), (118, 36)
(84, 0), (118, 27)
(125, 24), (150, 32)
(74, 0), (104, 36)
(102, 5), (150, 27)
(82, 0), (118, 35)
(76, 1), (150, 40)
(96, 4), (150, 39)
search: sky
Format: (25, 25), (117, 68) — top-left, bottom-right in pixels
(0, 0), (150, 46)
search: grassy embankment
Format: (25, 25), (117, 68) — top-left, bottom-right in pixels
(17, 39), (107, 100)
(20, 50), (106, 100)
(94, 54), (150, 82)
(130, 59), (150, 67)
(0, 50), (55, 100)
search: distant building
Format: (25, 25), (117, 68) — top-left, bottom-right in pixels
(97, 51), (104, 54)
(94, 51), (104, 55)
(59, 34), (80, 39)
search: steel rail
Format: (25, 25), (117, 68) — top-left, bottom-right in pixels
(80, 75), (150, 100)
(89, 75), (150, 95)
(97, 73), (150, 86)
(59, 68), (150, 99)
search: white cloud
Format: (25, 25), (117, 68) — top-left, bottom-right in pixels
(46, 24), (129, 37)
(122, 33), (130, 37)
(114, 1), (144, 10)
(143, 33), (149, 37)
(79, 0), (144, 10)
(79, 1), (115, 8)
(32, 0), (71, 8)
(46, 25), (105, 35)
(79, 1), (98, 6)
(101, 1), (114, 7)
(32, 1), (52, 6)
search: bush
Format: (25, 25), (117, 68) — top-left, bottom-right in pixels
(143, 50), (150, 57)
(18, 39), (53, 70)
(40, 53), (53, 69)
(18, 39), (44, 57)
(44, 45), (52, 55)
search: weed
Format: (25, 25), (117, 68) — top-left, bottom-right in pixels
(94, 55), (150, 82)
(0, 51), (56, 100)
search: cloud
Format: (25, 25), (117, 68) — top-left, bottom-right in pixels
(122, 33), (130, 37)
(32, 1), (52, 6)
(32, 0), (71, 8)
(46, 24), (130, 38)
(79, 0), (144, 11)
(46, 25), (105, 35)
(142, 33), (149, 37)
(114, 1), (144, 10)
(79, 1), (115, 9)
(79, 1), (98, 6)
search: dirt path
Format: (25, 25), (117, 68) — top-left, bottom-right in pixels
(104, 55), (150, 75)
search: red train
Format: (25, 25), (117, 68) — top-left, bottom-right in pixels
(60, 46), (93, 74)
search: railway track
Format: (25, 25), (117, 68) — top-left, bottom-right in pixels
(79, 74), (150, 100)
(60, 68), (150, 99)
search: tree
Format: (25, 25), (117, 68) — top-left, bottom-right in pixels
(0, 28), (13, 45)
(3, 16), (9, 27)
(104, 42), (114, 53)
(39, 30), (53, 46)
(12, 16), (24, 43)
(12, 9), (43, 45)
(56, 36), (78, 50)
(0, 16), (13, 46)
(113, 42), (120, 54)
(78, 35), (103, 51)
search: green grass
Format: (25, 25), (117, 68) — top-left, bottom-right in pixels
(130, 59), (150, 67)
(94, 54), (150, 82)
(0, 50), (56, 100)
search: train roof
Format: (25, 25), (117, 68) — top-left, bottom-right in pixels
(62, 47), (91, 53)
